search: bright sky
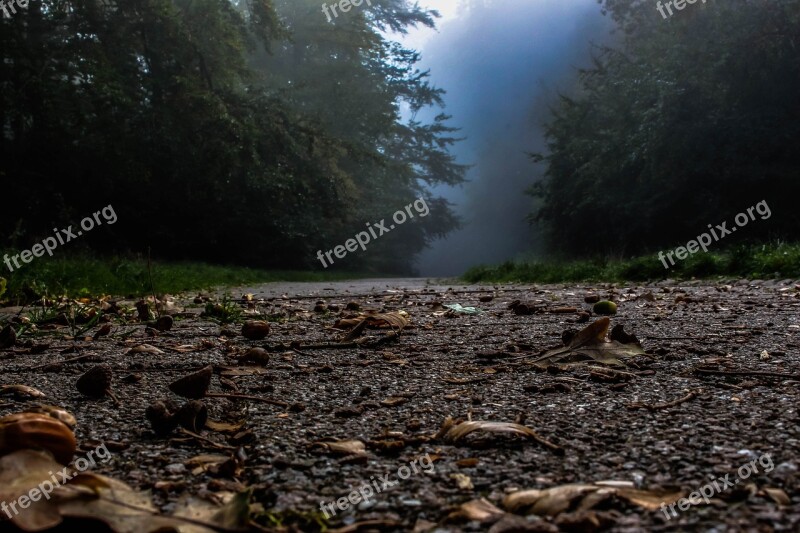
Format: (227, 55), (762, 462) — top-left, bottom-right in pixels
(400, 1), (463, 51)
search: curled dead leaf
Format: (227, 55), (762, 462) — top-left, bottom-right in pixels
(313, 439), (367, 457)
(127, 343), (164, 355)
(503, 483), (684, 517)
(447, 498), (506, 524)
(341, 311), (410, 342)
(440, 419), (563, 455)
(533, 317), (645, 367)
(0, 384), (46, 400)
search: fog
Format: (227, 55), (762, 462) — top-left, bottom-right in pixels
(410, 0), (614, 276)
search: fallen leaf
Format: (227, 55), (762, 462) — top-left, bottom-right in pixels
(0, 450), (64, 531)
(534, 318), (645, 367)
(503, 483), (684, 517)
(127, 344), (164, 355)
(447, 498), (506, 523)
(440, 419), (563, 454)
(762, 487), (790, 505)
(451, 473), (474, 490)
(381, 396), (409, 407)
(314, 439), (367, 457)
(0, 384), (46, 400)
(341, 312), (410, 342)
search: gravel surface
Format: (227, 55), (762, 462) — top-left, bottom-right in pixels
(1, 278), (798, 532)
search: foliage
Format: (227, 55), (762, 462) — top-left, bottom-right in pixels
(530, 0), (800, 256)
(0, 253), (362, 304)
(0, 0), (465, 275)
(463, 242), (800, 283)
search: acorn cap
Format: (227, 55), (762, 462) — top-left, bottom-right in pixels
(241, 320), (270, 340)
(155, 315), (174, 332)
(176, 400), (208, 432)
(0, 325), (16, 349)
(169, 365), (213, 399)
(77, 364), (113, 398)
(145, 401), (180, 436)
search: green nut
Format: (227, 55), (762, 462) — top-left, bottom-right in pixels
(593, 300), (617, 315)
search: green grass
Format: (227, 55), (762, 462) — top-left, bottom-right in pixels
(463, 242), (800, 284)
(0, 253), (363, 304)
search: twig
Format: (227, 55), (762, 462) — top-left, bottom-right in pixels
(147, 247), (160, 319)
(175, 428), (236, 450)
(528, 431), (564, 454)
(627, 390), (700, 411)
(206, 393), (288, 407)
(29, 352), (96, 370)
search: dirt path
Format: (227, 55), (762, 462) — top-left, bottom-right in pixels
(1, 278), (798, 532)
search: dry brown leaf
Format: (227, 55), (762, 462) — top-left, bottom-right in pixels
(451, 473), (474, 490)
(615, 487), (684, 511)
(169, 344), (202, 353)
(0, 450), (64, 531)
(317, 439), (367, 456)
(762, 487), (790, 505)
(341, 311), (410, 342)
(535, 317), (645, 367)
(503, 483), (685, 517)
(447, 498), (506, 523)
(185, 454), (230, 467)
(56, 472), (251, 533)
(126, 344), (164, 355)
(380, 396), (409, 407)
(441, 420), (563, 454)
(0, 384), (46, 399)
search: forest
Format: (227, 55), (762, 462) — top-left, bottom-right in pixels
(2, 0), (799, 276)
(1, 0), (465, 276)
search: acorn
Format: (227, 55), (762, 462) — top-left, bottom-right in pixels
(241, 320), (270, 340)
(145, 400), (180, 436)
(593, 300), (618, 315)
(77, 364), (118, 403)
(239, 347), (270, 365)
(0, 324), (16, 349)
(176, 400), (208, 432)
(155, 315), (174, 332)
(169, 365), (213, 399)
(135, 300), (153, 321)
(0, 412), (77, 465)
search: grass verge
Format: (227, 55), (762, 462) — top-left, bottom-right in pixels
(0, 254), (362, 304)
(463, 243), (800, 284)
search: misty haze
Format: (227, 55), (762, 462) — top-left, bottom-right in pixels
(1, 1), (798, 532)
